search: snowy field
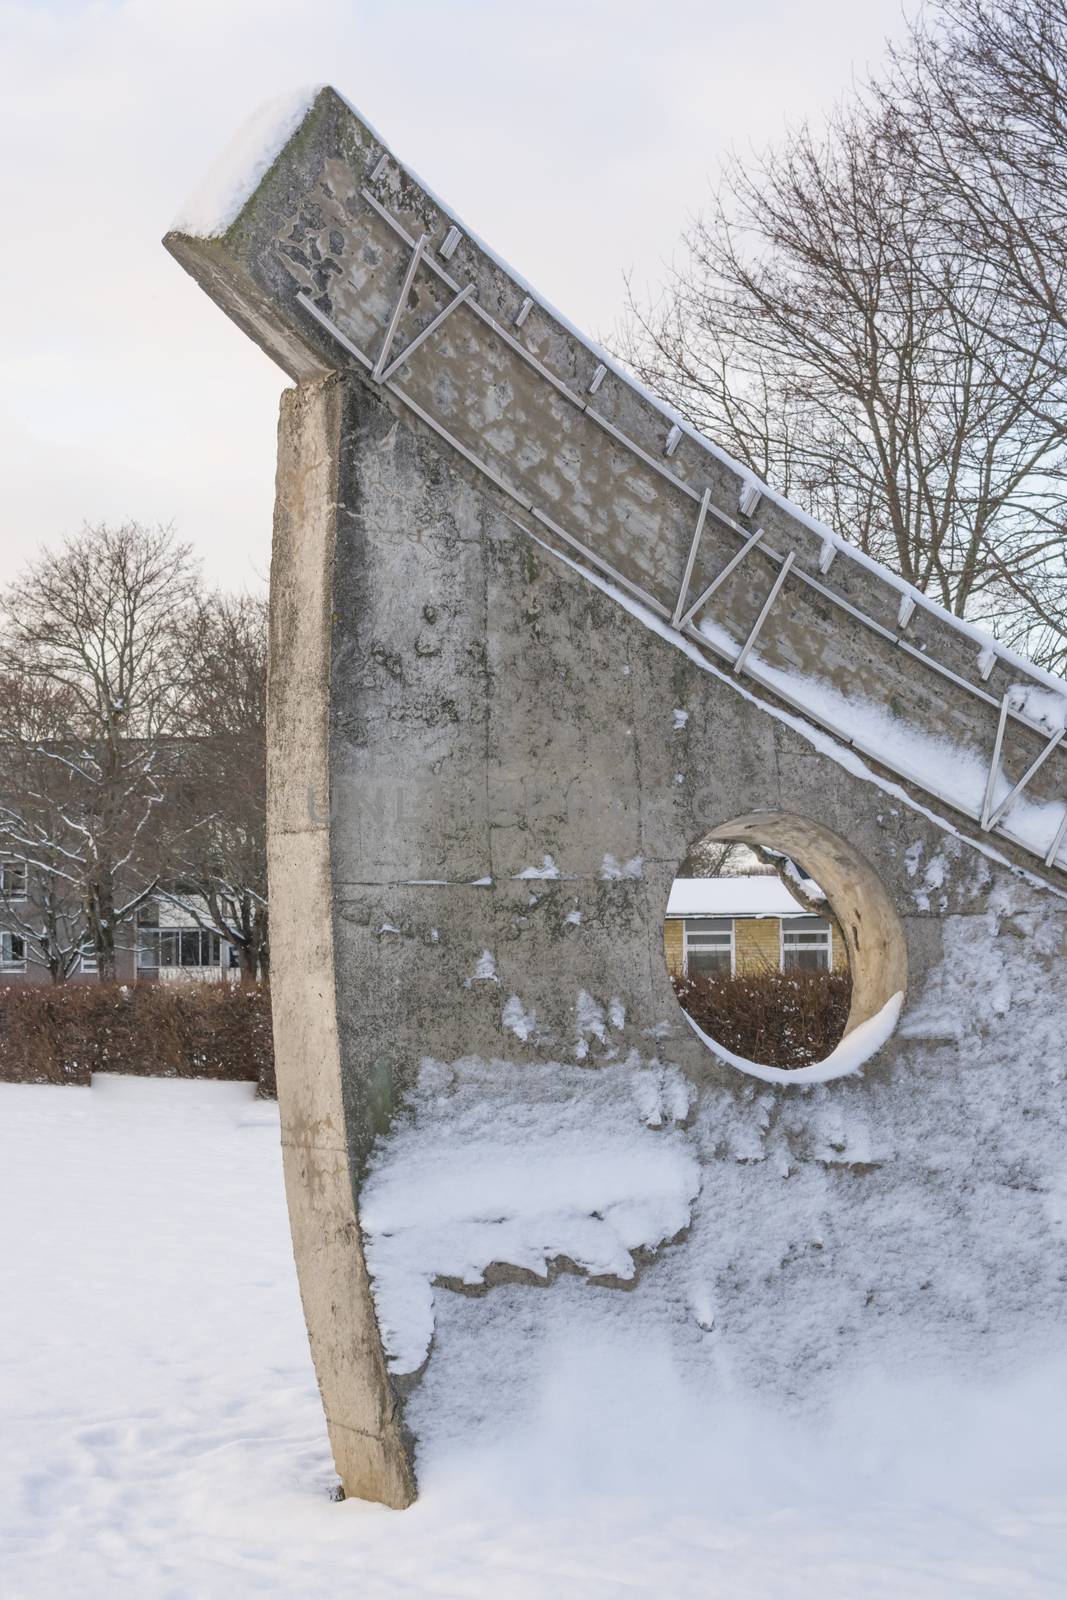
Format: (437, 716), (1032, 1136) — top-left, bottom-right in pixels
(3, 1076), (1067, 1599)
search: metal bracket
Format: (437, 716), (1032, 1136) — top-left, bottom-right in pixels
(738, 480), (762, 518)
(439, 224), (462, 261)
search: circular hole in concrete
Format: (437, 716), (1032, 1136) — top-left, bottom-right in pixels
(663, 813), (907, 1085)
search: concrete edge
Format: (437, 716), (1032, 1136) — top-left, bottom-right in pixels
(267, 372), (416, 1508)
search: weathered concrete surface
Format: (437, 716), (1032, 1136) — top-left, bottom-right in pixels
(166, 87), (1067, 1505)
(267, 374), (414, 1507)
(257, 363), (1067, 1501)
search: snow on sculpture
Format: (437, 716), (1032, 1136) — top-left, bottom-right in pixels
(165, 86), (1067, 1508)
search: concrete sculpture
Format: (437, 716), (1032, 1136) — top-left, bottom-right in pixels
(166, 87), (1067, 1507)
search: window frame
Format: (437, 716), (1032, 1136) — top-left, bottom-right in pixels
(682, 916), (735, 979)
(138, 926), (223, 971)
(0, 858), (27, 903)
(0, 930), (27, 971)
(780, 915), (833, 973)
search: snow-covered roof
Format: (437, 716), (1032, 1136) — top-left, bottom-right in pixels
(665, 875), (814, 919)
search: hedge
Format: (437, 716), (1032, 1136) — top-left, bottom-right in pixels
(0, 981), (276, 1096)
(672, 968), (853, 1069)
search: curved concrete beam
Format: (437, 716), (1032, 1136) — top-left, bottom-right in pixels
(268, 374), (415, 1507)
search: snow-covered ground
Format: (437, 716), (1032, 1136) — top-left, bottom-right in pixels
(3, 1075), (1067, 1599)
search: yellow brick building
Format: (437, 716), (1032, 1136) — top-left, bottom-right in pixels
(664, 875), (849, 981)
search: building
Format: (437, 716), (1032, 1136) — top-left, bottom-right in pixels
(135, 897), (238, 984)
(663, 874), (849, 981)
(0, 855), (237, 986)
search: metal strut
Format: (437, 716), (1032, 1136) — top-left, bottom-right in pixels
(1045, 806), (1067, 868)
(373, 234), (428, 381)
(734, 552), (795, 676)
(980, 694), (1012, 830)
(985, 726), (1065, 832)
(378, 284), (475, 383)
(676, 526), (766, 636)
(671, 489), (711, 628)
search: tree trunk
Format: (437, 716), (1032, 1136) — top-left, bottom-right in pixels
(89, 873), (117, 983)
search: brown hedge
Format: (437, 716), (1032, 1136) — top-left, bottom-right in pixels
(672, 968), (853, 1069)
(0, 982), (276, 1096)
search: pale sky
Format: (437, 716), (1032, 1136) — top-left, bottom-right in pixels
(0, 0), (911, 594)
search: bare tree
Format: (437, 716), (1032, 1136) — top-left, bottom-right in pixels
(680, 839), (766, 878)
(623, 2), (1067, 670)
(888, 1), (1067, 344)
(0, 523), (201, 980)
(882, 0), (1067, 667)
(161, 592), (268, 984)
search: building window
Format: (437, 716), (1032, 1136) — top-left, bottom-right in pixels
(0, 859), (27, 902)
(1, 931), (26, 970)
(79, 943), (98, 975)
(781, 916), (833, 972)
(684, 917), (734, 978)
(138, 928), (222, 969)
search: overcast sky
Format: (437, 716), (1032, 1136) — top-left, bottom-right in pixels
(0, 0), (911, 593)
